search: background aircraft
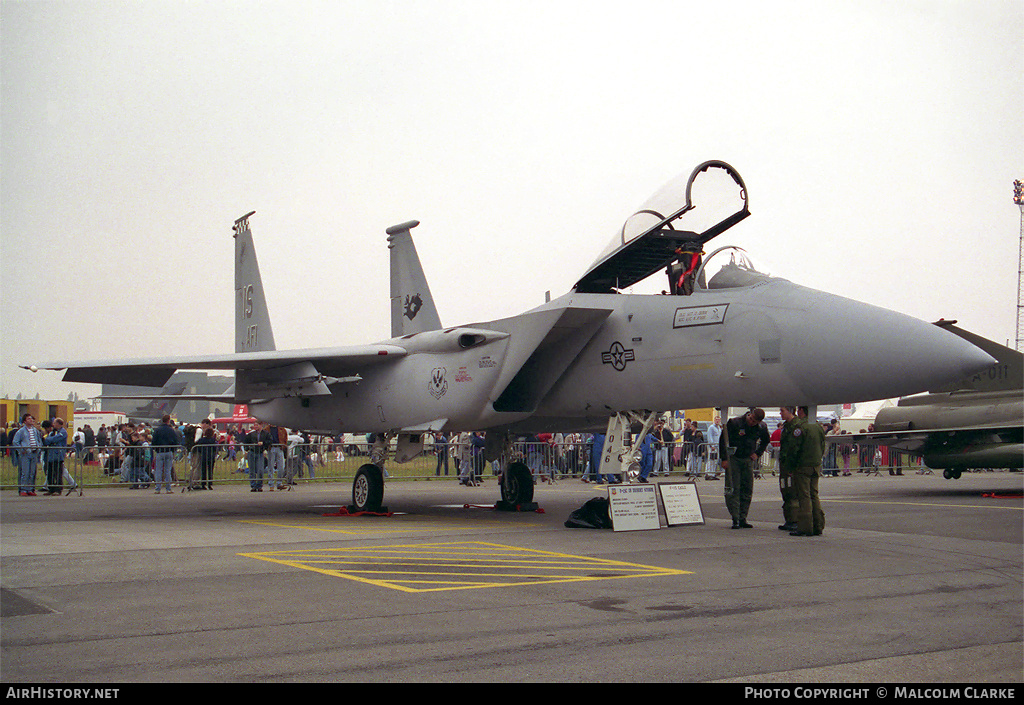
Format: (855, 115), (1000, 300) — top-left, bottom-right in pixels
(842, 321), (1023, 478)
(106, 380), (189, 425)
(26, 161), (996, 510)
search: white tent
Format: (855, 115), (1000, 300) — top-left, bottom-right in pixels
(838, 399), (897, 432)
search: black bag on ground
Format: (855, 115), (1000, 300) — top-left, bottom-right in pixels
(564, 496), (612, 529)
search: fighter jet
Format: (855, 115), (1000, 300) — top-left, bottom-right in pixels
(102, 380), (189, 425)
(25, 161), (995, 510)
(842, 321), (1023, 478)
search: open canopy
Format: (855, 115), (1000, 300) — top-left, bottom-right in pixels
(572, 160), (750, 294)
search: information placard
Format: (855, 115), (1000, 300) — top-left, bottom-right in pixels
(658, 482), (705, 526)
(608, 484), (660, 531)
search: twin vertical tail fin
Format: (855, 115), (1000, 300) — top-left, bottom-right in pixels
(387, 220), (442, 338)
(232, 214), (438, 351)
(234, 212), (277, 353)
(930, 321), (1022, 393)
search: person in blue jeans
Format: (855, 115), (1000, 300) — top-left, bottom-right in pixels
(634, 424), (655, 483)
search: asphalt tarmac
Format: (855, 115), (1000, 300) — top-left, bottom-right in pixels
(1, 470), (1021, 683)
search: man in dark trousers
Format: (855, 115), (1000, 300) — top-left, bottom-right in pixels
(246, 422), (274, 492)
(719, 408), (771, 529)
(792, 406), (827, 536)
(777, 407), (802, 532)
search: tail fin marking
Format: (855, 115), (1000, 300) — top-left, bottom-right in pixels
(234, 212), (277, 353)
(387, 220), (442, 338)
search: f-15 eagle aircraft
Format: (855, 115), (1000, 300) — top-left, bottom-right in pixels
(26, 161), (994, 511)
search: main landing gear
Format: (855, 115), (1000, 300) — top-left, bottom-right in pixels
(345, 412), (661, 512)
(347, 458), (537, 512)
(349, 433), (390, 513)
(346, 431), (539, 513)
(351, 464), (386, 512)
(498, 460), (535, 510)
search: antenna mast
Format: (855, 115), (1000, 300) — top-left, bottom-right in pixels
(1015, 180), (1024, 352)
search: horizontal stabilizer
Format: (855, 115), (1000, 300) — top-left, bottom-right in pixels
(99, 382), (235, 404)
(100, 393), (239, 404)
(236, 362), (362, 398)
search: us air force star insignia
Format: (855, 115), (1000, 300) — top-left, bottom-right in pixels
(601, 341), (635, 371)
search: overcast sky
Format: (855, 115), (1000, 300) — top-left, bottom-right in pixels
(2, 0), (1022, 403)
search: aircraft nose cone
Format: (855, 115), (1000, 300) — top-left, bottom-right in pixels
(777, 289), (996, 402)
(899, 322), (997, 389)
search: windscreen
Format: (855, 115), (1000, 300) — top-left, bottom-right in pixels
(696, 246), (774, 290)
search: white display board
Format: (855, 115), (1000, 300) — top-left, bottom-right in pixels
(608, 484), (660, 531)
(657, 482), (705, 526)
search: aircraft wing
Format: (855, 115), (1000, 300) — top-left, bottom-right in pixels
(834, 423), (1023, 456)
(24, 344), (408, 393)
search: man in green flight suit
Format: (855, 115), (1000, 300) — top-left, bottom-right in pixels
(792, 406), (827, 536)
(776, 406), (802, 532)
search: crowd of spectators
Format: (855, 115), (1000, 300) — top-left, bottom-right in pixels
(3, 410), (925, 494)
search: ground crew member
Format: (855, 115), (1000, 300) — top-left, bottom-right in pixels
(719, 408), (771, 529)
(792, 406), (827, 536)
(777, 406), (802, 532)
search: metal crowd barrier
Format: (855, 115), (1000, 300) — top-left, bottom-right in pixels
(0, 437), (969, 493)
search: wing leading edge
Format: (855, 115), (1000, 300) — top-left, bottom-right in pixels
(26, 344), (408, 395)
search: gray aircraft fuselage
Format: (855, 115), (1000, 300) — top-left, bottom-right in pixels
(250, 274), (990, 436)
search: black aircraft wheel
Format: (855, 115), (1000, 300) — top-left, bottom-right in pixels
(352, 464), (385, 512)
(943, 469), (954, 480)
(502, 461), (534, 505)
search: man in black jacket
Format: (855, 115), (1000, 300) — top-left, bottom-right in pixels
(152, 415), (178, 494)
(246, 422), (274, 492)
(719, 408), (771, 529)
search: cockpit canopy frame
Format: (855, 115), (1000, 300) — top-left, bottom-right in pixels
(572, 160), (750, 294)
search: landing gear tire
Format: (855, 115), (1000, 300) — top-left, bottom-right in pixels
(626, 461), (641, 481)
(501, 461), (534, 506)
(352, 463), (385, 512)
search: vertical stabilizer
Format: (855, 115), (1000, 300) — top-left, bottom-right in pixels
(126, 381), (188, 421)
(387, 220), (442, 337)
(234, 212), (277, 353)
(931, 321), (1022, 393)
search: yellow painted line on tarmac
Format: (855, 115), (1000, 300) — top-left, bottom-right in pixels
(238, 513), (543, 535)
(239, 518), (440, 532)
(238, 519), (423, 535)
(239, 541), (692, 593)
(826, 499), (1023, 511)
